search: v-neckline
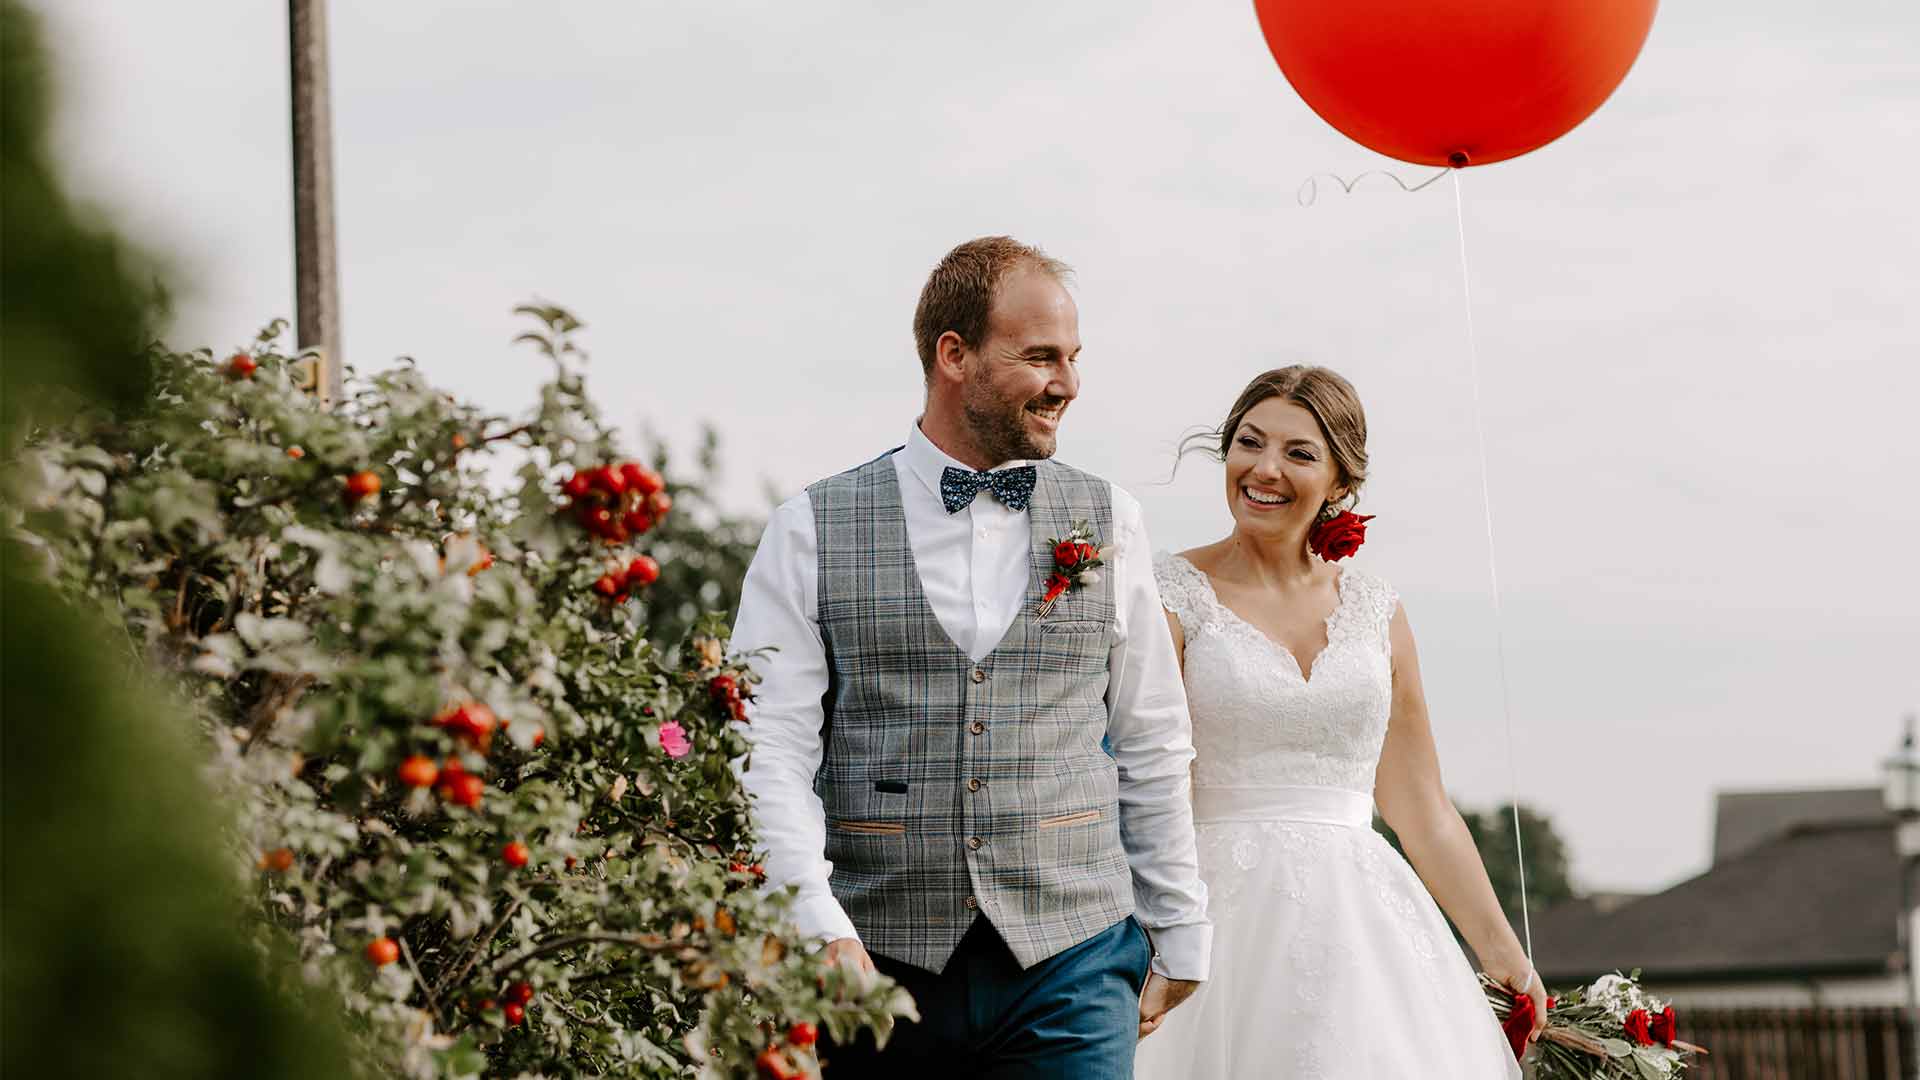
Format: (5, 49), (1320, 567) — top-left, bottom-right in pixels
(1176, 553), (1347, 686)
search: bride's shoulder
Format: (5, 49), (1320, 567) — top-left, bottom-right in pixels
(1152, 549), (1216, 626)
(1335, 564), (1402, 624)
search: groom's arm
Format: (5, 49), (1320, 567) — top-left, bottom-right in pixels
(1104, 487), (1213, 982)
(732, 494), (860, 945)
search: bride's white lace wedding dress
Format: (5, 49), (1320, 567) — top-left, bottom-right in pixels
(1133, 554), (1520, 1080)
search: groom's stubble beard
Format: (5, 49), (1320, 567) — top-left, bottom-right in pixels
(962, 361), (1062, 464)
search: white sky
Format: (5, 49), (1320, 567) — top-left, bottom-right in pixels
(41, 1), (1920, 895)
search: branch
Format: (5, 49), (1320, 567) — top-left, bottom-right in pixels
(487, 930), (676, 981)
(398, 933), (445, 1029)
(433, 898), (521, 998)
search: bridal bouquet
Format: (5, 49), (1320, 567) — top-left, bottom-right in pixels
(1483, 971), (1708, 1079)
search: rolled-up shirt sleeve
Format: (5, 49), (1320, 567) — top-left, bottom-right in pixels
(732, 493), (858, 945)
(1104, 487), (1213, 981)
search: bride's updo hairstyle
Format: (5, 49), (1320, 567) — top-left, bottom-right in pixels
(1178, 366), (1370, 511)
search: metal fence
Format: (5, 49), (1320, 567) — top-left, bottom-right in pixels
(1679, 1007), (1916, 1080)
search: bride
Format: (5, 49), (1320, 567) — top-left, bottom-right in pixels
(1132, 366), (1543, 1078)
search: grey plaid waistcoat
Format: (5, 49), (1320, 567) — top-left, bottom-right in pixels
(808, 451), (1133, 973)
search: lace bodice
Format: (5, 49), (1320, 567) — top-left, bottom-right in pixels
(1155, 553), (1399, 795)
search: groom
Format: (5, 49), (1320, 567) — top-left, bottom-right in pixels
(733, 237), (1211, 1077)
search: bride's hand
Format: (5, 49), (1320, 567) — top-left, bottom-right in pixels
(1485, 959), (1548, 1044)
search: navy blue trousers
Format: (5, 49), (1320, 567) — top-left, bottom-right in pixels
(821, 915), (1152, 1080)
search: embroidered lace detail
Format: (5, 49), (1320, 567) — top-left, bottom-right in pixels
(1153, 553), (1399, 794)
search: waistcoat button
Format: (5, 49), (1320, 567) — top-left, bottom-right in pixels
(964, 895), (978, 910)
(969, 721), (986, 735)
(968, 778), (982, 792)
(967, 836), (984, 850)
(971, 667), (988, 684)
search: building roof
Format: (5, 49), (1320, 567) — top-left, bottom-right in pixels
(1533, 818), (1901, 984)
(1711, 786), (1884, 864)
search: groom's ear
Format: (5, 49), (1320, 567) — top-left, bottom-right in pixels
(931, 330), (971, 387)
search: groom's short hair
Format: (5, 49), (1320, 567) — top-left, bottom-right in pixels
(913, 236), (1073, 379)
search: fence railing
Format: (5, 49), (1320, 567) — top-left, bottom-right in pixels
(1677, 1007), (1916, 1080)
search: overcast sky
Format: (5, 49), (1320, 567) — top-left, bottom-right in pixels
(41, 1), (1919, 896)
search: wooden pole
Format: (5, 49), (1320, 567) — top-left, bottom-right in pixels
(289, 0), (342, 401)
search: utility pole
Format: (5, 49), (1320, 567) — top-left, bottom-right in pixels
(289, 0), (342, 401)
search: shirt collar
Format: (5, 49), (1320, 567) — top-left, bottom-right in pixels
(902, 421), (1036, 500)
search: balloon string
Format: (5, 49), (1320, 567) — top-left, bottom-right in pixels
(1297, 167), (1450, 207)
(1449, 167), (1535, 969)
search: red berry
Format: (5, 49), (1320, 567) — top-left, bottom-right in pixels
(631, 467), (665, 497)
(621, 509), (655, 535)
(343, 470), (382, 504)
(366, 937), (400, 967)
(564, 855), (578, 869)
(477, 998), (496, 1012)
(626, 556), (660, 587)
(756, 1047), (798, 1080)
(506, 981), (535, 1006)
(285, 445), (305, 459)
(226, 353), (257, 379)
(708, 675), (738, 701)
(648, 491), (673, 517)
(436, 766), (484, 809)
(592, 572), (623, 598)
(619, 462), (648, 490)
(582, 505), (615, 537)
(503, 1002), (525, 1026)
(588, 465), (624, 495)
(467, 547), (494, 575)
(502, 841), (530, 868)
(786, 1021), (818, 1047)
(434, 702), (496, 752)
(530, 728), (545, 748)
(562, 472), (592, 499)
(260, 847), (295, 873)
(396, 754), (439, 789)
(450, 433), (469, 450)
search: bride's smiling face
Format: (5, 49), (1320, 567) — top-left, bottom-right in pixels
(1224, 397), (1346, 538)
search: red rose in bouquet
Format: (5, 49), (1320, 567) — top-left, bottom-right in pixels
(1624, 1007), (1654, 1046)
(1649, 1004), (1677, 1047)
(1307, 511), (1374, 562)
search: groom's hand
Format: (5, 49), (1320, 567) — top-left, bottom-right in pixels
(823, 937), (876, 973)
(1137, 973), (1200, 1039)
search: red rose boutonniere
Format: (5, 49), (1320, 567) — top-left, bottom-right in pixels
(1039, 521), (1108, 617)
(1307, 510), (1375, 562)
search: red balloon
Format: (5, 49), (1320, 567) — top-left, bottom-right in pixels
(1253, 0), (1658, 167)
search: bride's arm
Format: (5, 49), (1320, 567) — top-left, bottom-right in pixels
(1162, 608), (1186, 676)
(1373, 601), (1547, 1040)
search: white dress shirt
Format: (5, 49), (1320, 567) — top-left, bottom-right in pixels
(732, 422), (1213, 980)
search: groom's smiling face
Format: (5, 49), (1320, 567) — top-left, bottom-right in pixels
(960, 267), (1082, 464)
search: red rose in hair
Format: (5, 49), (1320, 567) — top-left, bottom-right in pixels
(1308, 510), (1374, 562)
(1649, 1005), (1676, 1047)
(1499, 988), (1534, 1062)
(1624, 1008), (1654, 1046)
(1052, 540), (1081, 568)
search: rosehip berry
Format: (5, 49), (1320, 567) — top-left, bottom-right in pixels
(581, 505), (615, 537)
(562, 472), (592, 499)
(343, 470), (381, 504)
(619, 462), (648, 490)
(626, 555), (660, 587)
(708, 675), (738, 701)
(530, 727), (545, 748)
(506, 981), (535, 1006)
(621, 509), (654, 535)
(226, 353), (257, 379)
(477, 998), (496, 1012)
(365, 937), (400, 967)
(437, 767), (484, 809)
(631, 467), (665, 497)
(285, 446), (305, 459)
(502, 841), (530, 868)
(592, 573), (623, 598)
(468, 547), (494, 575)
(786, 1021), (818, 1047)
(588, 465), (624, 495)
(564, 856), (578, 870)
(396, 754), (439, 789)
(503, 1002), (525, 1026)
(756, 1047), (798, 1080)
(434, 702), (496, 752)
(261, 847), (295, 873)
(648, 491), (673, 517)
(451, 433), (469, 450)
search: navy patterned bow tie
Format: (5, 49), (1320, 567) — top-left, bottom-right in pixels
(940, 465), (1037, 514)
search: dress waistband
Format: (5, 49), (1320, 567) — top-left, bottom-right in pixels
(1191, 785), (1373, 827)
